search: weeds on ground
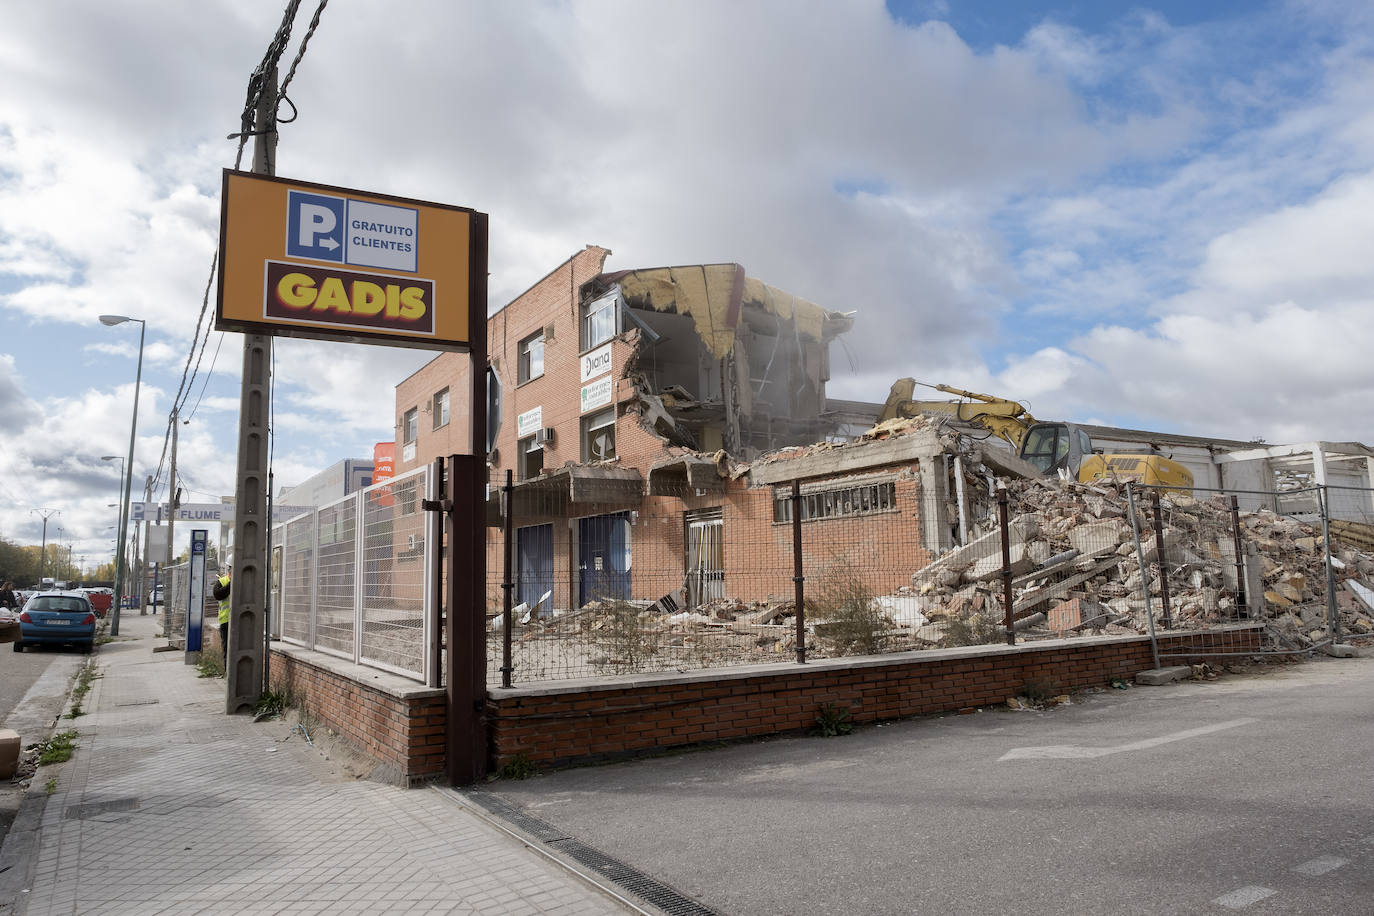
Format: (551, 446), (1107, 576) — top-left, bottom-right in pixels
(587, 598), (658, 674)
(195, 650), (225, 679)
(65, 661), (99, 719)
(253, 689), (293, 720)
(44, 778), (57, 795)
(812, 702), (854, 737)
(814, 559), (890, 656)
(1021, 678), (1059, 706)
(37, 731), (79, 765)
(941, 612), (1005, 648)
(494, 753), (538, 781)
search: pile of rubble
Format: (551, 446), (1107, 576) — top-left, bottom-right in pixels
(900, 471), (1374, 649)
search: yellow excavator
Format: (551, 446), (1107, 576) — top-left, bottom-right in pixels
(879, 379), (1194, 489)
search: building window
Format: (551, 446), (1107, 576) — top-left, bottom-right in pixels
(432, 388), (450, 429)
(581, 407), (616, 462)
(773, 481), (897, 523)
(402, 408), (418, 445)
(519, 436), (544, 480)
(518, 332), (544, 384)
(581, 291), (618, 350)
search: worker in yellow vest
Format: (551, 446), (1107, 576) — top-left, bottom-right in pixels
(212, 562), (231, 667)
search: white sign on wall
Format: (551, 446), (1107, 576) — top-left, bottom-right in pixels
(516, 405), (544, 438)
(580, 343), (613, 383)
(580, 377), (614, 413)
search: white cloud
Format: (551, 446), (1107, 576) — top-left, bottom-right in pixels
(3, 0), (1374, 568)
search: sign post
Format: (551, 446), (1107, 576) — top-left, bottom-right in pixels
(184, 529), (208, 665)
(215, 77), (487, 783)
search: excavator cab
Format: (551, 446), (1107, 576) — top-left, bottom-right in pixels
(1018, 422), (1092, 476)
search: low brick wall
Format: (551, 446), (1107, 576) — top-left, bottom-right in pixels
(268, 642), (446, 786)
(487, 626), (1262, 770)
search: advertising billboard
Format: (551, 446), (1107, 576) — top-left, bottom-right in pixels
(216, 171), (485, 350)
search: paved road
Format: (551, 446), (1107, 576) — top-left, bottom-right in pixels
(0, 640), (86, 854)
(488, 656), (1374, 915)
(0, 644), (82, 728)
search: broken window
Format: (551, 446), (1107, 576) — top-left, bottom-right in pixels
(582, 291), (618, 351)
(518, 331), (544, 384)
(519, 435), (544, 481)
(432, 388), (449, 430)
(773, 482), (897, 523)
(581, 407), (616, 462)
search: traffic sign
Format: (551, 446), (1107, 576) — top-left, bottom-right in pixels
(216, 171), (484, 350)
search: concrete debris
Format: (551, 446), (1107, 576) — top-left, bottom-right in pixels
(899, 464), (1374, 651)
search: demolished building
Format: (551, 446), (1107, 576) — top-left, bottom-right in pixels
(392, 246), (1374, 668)
(393, 246), (869, 615)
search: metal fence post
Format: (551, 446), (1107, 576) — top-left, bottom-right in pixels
(1320, 486), (1340, 644)
(425, 459), (444, 688)
(791, 479), (806, 664)
(1150, 489), (1173, 628)
(1127, 485), (1161, 670)
(309, 509), (319, 650)
(998, 488), (1015, 645)
(353, 489), (366, 665)
(1229, 495), (1248, 618)
(501, 469), (514, 688)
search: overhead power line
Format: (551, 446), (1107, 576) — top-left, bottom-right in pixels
(147, 0), (330, 500)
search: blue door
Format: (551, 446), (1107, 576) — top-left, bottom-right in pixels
(578, 512), (631, 605)
(516, 524), (554, 616)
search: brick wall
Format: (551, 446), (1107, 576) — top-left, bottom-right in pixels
(486, 628), (1262, 770)
(268, 646), (446, 786)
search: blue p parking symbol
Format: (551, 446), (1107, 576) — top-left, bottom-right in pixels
(286, 191), (345, 263)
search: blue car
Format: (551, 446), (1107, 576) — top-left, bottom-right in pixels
(14, 591), (97, 654)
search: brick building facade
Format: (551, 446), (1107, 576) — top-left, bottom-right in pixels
(394, 246), (949, 617)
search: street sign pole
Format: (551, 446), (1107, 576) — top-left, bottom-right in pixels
(184, 530), (208, 665)
(226, 67), (276, 714)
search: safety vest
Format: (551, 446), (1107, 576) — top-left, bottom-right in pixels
(217, 575), (231, 625)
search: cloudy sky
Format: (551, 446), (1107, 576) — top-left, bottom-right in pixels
(3, 0), (1373, 572)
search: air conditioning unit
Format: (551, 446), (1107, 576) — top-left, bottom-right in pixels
(534, 427), (556, 446)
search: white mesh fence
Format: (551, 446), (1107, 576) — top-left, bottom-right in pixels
(269, 466), (434, 681)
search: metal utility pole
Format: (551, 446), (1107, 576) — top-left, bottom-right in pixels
(31, 508), (58, 582)
(140, 475), (153, 612)
(227, 67), (276, 714)
(166, 408), (179, 573)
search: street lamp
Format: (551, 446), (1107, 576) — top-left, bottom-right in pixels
(100, 314), (146, 636)
(102, 457), (124, 591)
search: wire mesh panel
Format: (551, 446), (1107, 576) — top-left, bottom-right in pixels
(359, 466), (429, 678)
(485, 459), (947, 686)
(164, 562), (189, 648)
(314, 496), (356, 658)
(278, 513), (316, 645)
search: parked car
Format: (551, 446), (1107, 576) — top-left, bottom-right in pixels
(14, 591), (97, 654)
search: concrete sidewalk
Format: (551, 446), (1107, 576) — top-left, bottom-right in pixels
(0, 613), (641, 915)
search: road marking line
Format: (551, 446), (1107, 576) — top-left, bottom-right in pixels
(1213, 886), (1276, 909)
(1292, 855), (1348, 876)
(998, 718), (1257, 761)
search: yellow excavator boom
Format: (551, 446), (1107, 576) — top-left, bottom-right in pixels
(878, 377), (1195, 491)
(879, 378), (1036, 449)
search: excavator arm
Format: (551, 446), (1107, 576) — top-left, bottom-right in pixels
(878, 378), (1036, 449)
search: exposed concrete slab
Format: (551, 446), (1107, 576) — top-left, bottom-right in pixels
(748, 428), (942, 485)
(1136, 666), (1193, 686)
